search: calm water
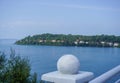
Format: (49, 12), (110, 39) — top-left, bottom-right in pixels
(0, 39), (120, 83)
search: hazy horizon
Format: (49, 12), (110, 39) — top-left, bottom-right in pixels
(0, 0), (120, 39)
(0, 33), (120, 40)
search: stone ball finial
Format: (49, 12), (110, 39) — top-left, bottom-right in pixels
(57, 54), (80, 74)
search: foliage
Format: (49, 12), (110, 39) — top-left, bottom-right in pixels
(0, 50), (40, 83)
(0, 52), (6, 69)
(15, 33), (120, 47)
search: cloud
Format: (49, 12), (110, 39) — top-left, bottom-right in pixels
(39, 3), (120, 12)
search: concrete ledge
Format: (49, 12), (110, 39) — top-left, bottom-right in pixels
(42, 71), (94, 83)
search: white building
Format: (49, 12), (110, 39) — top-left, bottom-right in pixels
(114, 43), (119, 47)
(85, 42), (89, 44)
(74, 41), (78, 45)
(52, 40), (56, 43)
(79, 41), (84, 44)
(39, 40), (43, 43)
(101, 41), (105, 44)
(108, 42), (113, 46)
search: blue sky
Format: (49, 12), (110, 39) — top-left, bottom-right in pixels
(0, 0), (120, 39)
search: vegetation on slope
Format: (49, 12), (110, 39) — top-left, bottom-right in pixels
(15, 33), (120, 47)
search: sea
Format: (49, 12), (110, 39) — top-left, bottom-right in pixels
(0, 39), (120, 83)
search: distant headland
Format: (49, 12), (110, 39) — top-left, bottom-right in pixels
(15, 33), (120, 47)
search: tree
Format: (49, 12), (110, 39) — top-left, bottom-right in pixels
(0, 52), (6, 69)
(0, 50), (40, 83)
(15, 33), (120, 47)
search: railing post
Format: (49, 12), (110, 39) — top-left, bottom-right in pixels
(41, 54), (94, 83)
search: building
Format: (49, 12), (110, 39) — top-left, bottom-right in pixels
(114, 43), (119, 47)
(74, 41), (78, 45)
(79, 41), (84, 44)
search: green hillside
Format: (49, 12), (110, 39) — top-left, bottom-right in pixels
(15, 33), (120, 47)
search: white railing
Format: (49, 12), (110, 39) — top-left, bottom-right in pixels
(89, 65), (120, 83)
(115, 79), (120, 83)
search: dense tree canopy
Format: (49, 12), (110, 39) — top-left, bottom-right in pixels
(0, 50), (44, 83)
(15, 33), (120, 47)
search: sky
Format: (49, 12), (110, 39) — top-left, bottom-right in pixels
(0, 0), (120, 39)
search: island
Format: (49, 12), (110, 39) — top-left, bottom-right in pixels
(15, 33), (120, 47)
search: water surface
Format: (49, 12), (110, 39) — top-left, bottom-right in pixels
(0, 39), (120, 82)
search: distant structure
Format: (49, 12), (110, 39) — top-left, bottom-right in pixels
(41, 54), (94, 83)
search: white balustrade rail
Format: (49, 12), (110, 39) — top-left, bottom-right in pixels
(115, 79), (120, 83)
(89, 65), (120, 83)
